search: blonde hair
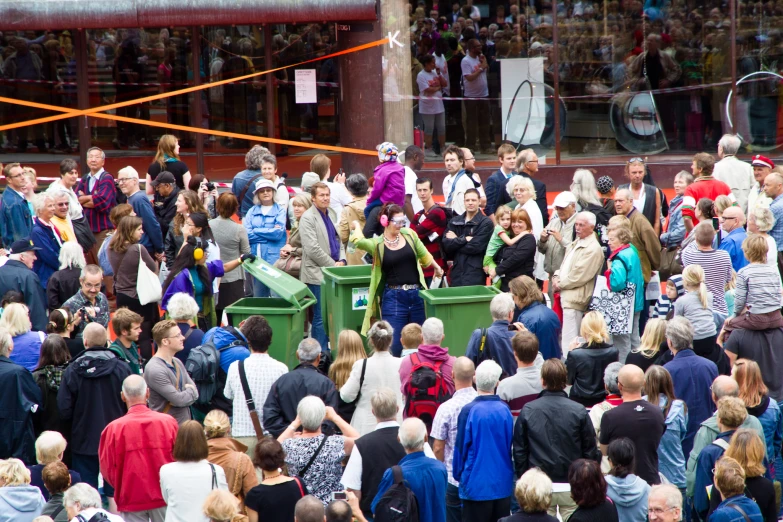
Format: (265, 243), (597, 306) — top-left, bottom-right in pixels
(0, 303), (32, 336)
(494, 205), (512, 228)
(607, 214), (631, 232)
(725, 429), (766, 478)
(515, 469), (553, 513)
(682, 265), (709, 309)
(714, 195), (734, 215)
(717, 397), (748, 429)
(23, 166), (38, 190)
(634, 318), (667, 358)
(328, 330), (367, 389)
(742, 234), (769, 264)
(401, 323), (423, 350)
(35, 431), (67, 465)
(580, 311), (610, 345)
(154, 134), (180, 168)
(203, 409), (231, 439)
(0, 458), (31, 486)
(202, 489), (245, 522)
(715, 456), (746, 498)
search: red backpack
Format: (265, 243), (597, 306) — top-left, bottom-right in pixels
(404, 353), (453, 431)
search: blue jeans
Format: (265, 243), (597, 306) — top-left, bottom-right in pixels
(72, 452), (114, 497)
(381, 286), (426, 357)
(253, 278), (275, 298)
(446, 483), (462, 522)
(307, 284), (329, 351)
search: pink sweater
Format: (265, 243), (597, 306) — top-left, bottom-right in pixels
(399, 344), (456, 399)
(368, 161), (406, 207)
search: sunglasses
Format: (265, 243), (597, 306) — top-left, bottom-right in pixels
(628, 157), (645, 164)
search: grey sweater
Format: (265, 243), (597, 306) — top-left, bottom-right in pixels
(674, 291), (717, 339)
(209, 216), (250, 284)
(144, 356), (198, 424)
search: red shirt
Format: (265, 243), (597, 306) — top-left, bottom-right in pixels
(681, 177), (734, 223)
(98, 404), (179, 512)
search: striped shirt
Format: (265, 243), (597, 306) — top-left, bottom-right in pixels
(412, 204), (448, 277)
(497, 365), (543, 418)
(76, 170), (116, 233)
(769, 194), (783, 251)
(735, 263), (783, 314)
(680, 247), (733, 316)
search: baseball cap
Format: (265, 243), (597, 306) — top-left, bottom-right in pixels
(553, 191), (577, 208)
(301, 172), (321, 191)
(9, 239), (41, 254)
(254, 179), (276, 193)
(751, 155), (775, 169)
(150, 171), (176, 186)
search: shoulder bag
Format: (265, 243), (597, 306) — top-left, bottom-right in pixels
(161, 360), (182, 415)
(238, 359), (264, 440)
(136, 245), (163, 305)
(298, 435), (330, 479)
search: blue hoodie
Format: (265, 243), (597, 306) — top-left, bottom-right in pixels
(605, 474), (651, 522)
(0, 484), (45, 522)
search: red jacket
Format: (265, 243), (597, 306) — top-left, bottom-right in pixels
(681, 177), (734, 222)
(99, 404), (179, 512)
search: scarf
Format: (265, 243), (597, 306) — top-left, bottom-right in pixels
(604, 243), (631, 281)
(41, 364), (66, 391)
(163, 154), (178, 163)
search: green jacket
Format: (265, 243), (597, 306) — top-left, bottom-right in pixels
(685, 412), (766, 496)
(108, 339), (142, 375)
(350, 227), (434, 335)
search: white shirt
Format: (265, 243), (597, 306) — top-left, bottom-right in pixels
(631, 186), (646, 215)
(404, 166), (424, 221)
(327, 181), (353, 220)
(339, 351), (403, 436)
(461, 54), (488, 98)
(521, 198), (547, 280)
(434, 54), (450, 94)
(765, 234), (778, 267)
(160, 460), (228, 522)
(447, 172), (478, 215)
(87, 168), (105, 192)
(70, 508), (125, 522)
(416, 69), (445, 115)
(714, 155), (755, 213)
(47, 179), (84, 220)
(340, 420), (436, 491)
(224, 353), (288, 437)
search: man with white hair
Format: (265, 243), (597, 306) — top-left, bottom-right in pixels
(117, 166), (164, 261)
(371, 418), (447, 522)
(747, 155), (774, 218)
(30, 193), (63, 289)
(0, 327), (41, 464)
(263, 337), (338, 437)
(713, 134), (754, 213)
(552, 211), (605, 353)
(64, 483), (124, 522)
(648, 484), (683, 522)
(615, 188), (661, 285)
(538, 190), (577, 301)
(0, 239), (47, 331)
(62, 264), (110, 340)
(717, 206), (748, 271)
(99, 375), (178, 522)
(452, 360), (514, 520)
(400, 317), (457, 397)
(465, 293), (519, 377)
(50, 190), (78, 243)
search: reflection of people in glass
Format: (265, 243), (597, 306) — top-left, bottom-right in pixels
(113, 39), (144, 150)
(461, 39), (493, 154)
(5, 38), (47, 152)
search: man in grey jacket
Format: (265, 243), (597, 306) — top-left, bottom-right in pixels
(538, 191), (577, 302)
(144, 320), (198, 424)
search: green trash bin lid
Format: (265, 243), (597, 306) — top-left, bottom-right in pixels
(241, 258), (315, 310)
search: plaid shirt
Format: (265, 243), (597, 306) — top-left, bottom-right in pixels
(412, 204), (448, 277)
(62, 290), (110, 339)
(76, 170), (116, 233)
(430, 387), (478, 486)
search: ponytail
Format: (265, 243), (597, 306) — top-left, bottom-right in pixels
(697, 282), (709, 309)
(682, 265), (709, 309)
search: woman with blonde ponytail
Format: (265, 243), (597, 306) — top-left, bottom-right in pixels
(204, 409), (258, 511)
(675, 265), (729, 373)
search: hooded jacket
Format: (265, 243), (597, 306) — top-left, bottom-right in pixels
(0, 484), (45, 522)
(153, 186), (179, 238)
(606, 474), (651, 522)
(399, 343), (456, 396)
(57, 348), (132, 455)
(746, 395), (783, 465)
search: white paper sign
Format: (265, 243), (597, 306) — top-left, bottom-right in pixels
(295, 69), (317, 104)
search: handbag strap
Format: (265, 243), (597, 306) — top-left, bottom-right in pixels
(237, 173), (266, 215)
(210, 463), (218, 490)
(299, 435), (329, 479)
(162, 360), (182, 415)
(726, 502), (752, 522)
(239, 360), (264, 440)
(351, 358), (368, 405)
(294, 476), (305, 497)
(231, 451), (244, 495)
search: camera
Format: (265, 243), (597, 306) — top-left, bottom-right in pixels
(205, 182), (215, 191)
(331, 491), (347, 501)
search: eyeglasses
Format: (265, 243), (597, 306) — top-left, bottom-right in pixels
(164, 333), (185, 340)
(56, 202), (70, 207)
(648, 507), (677, 515)
(464, 156), (475, 161)
(82, 283), (101, 290)
(116, 177), (135, 183)
(719, 216), (736, 221)
(527, 159), (539, 163)
(628, 157), (645, 163)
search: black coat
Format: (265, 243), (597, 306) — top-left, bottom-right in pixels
(262, 363), (338, 438)
(513, 389), (601, 482)
(0, 260), (48, 331)
(484, 169), (513, 217)
(154, 187), (179, 240)
(0, 356), (42, 464)
(495, 234), (536, 291)
(56, 348), (131, 455)
(521, 172), (549, 227)
(47, 266), (81, 311)
(442, 210), (494, 287)
(565, 342), (619, 403)
(164, 221), (184, 270)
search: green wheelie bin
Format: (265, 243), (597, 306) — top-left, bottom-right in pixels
(225, 258), (316, 369)
(320, 265), (372, 353)
(419, 285), (503, 357)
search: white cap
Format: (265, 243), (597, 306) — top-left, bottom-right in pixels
(552, 191), (577, 208)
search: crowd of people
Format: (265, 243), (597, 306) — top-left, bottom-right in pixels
(2, 95), (783, 522)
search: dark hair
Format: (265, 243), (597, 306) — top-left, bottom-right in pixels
(47, 308), (73, 335)
(35, 334), (71, 370)
(464, 188), (480, 200)
(173, 420), (209, 462)
(345, 174), (369, 197)
(253, 437), (286, 471)
(216, 192), (239, 219)
(240, 316), (273, 353)
(325, 500), (353, 522)
(109, 203), (135, 227)
(109, 216), (143, 254)
(188, 173), (205, 192)
(420, 53), (435, 66)
(405, 145), (423, 161)
(162, 238), (213, 297)
(416, 178), (433, 190)
(188, 212), (215, 245)
(1, 290), (24, 308)
(42, 461), (71, 494)
(608, 438), (636, 478)
(381, 203), (405, 224)
(541, 358), (567, 391)
(512, 331), (539, 364)
(59, 158), (78, 175)
(697, 197), (715, 219)
(310, 181), (330, 198)
(568, 459), (607, 508)
(443, 144), (465, 164)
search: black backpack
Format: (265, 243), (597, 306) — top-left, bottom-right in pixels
(374, 466), (420, 522)
(185, 326), (247, 407)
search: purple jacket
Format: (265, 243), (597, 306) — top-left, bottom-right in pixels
(367, 161), (405, 207)
(161, 260), (224, 311)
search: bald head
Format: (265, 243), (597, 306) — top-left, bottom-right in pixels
(721, 206), (745, 231)
(712, 375), (739, 404)
(121, 375), (148, 406)
(764, 173), (783, 199)
(83, 323), (108, 349)
(618, 364), (645, 396)
(453, 357), (476, 385)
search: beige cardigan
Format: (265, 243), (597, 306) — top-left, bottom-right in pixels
(555, 233), (605, 311)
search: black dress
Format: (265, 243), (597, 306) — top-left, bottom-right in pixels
(245, 478), (308, 522)
(569, 500), (620, 522)
(148, 160), (190, 190)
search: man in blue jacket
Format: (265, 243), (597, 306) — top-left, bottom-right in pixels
(117, 166), (164, 261)
(452, 360), (514, 520)
(483, 143), (517, 221)
(1, 163), (33, 248)
(0, 240), (47, 331)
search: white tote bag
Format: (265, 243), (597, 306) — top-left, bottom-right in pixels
(136, 245), (163, 305)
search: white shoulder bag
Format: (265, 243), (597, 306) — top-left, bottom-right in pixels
(136, 245), (163, 305)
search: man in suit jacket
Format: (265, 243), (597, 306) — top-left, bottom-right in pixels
(516, 149), (549, 226)
(484, 144), (518, 221)
(299, 182), (345, 351)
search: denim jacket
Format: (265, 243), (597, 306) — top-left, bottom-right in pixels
(244, 203), (287, 265)
(660, 195), (685, 248)
(653, 395), (688, 488)
(747, 395), (783, 465)
(1, 188), (32, 247)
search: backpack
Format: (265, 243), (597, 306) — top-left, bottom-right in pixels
(404, 353), (452, 432)
(185, 325), (248, 407)
(97, 234), (113, 276)
(475, 328), (492, 365)
(374, 466), (420, 522)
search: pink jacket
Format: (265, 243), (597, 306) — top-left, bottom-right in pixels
(399, 344), (456, 399)
(368, 161), (406, 207)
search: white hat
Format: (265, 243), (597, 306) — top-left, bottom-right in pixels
(254, 178), (276, 193)
(552, 191), (577, 208)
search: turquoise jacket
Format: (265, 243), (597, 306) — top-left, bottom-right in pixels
(608, 244), (645, 312)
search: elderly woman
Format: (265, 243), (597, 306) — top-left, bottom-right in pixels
(260, 154), (289, 209)
(277, 396), (360, 505)
(46, 242), (86, 311)
(509, 276), (562, 361)
(605, 438), (651, 522)
(565, 311), (619, 408)
(0, 303), (45, 372)
(244, 178), (287, 298)
(277, 194), (312, 278)
(661, 171), (694, 251)
(167, 292), (206, 363)
(589, 362), (624, 474)
(350, 203), (443, 356)
(502, 469), (559, 522)
(204, 410), (257, 509)
(202, 490), (247, 522)
(571, 169), (613, 225)
(341, 321), (403, 435)
(709, 456), (764, 522)
(489, 209), (537, 292)
(27, 431), (81, 502)
(63, 483), (123, 522)
(0, 458), (45, 521)
(30, 194), (62, 290)
(146, 134), (192, 193)
(747, 207), (777, 266)
(644, 365), (687, 493)
(245, 438), (308, 522)
(506, 176), (546, 284)
(568, 459), (619, 522)
(338, 174), (369, 266)
(210, 193), (250, 321)
(605, 226), (645, 362)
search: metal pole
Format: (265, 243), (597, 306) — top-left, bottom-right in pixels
(730, 0), (737, 134)
(265, 25), (277, 155)
(191, 25), (205, 174)
(74, 29), (90, 168)
(552, 0), (561, 165)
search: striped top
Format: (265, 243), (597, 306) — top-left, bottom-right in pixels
(735, 263), (783, 314)
(680, 247), (733, 316)
(76, 170), (116, 233)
